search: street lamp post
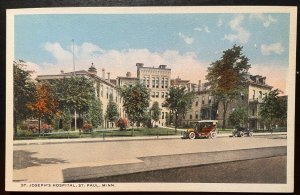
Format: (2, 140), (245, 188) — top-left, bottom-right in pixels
(72, 39), (77, 132)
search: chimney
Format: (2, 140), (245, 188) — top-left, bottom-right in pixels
(126, 72), (131, 77)
(159, 65), (167, 69)
(107, 72), (110, 82)
(102, 68), (105, 79)
(198, 80), (201, 91)
(136, 63), (144, 68)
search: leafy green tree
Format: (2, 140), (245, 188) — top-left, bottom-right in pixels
(13, 60), (36, 137)
(62, 109), (72, 131)
(163, 86), (194, 132)
(53, 76), (95, 113)
(150, 101), (161, 126)
(106, 94), (119, 124)
(53, 76), (96, 133)
(259, 89), (287, 130)
(119, 83), (150, 129)
(86, 99), (103, 129)
(228, 107), (248, 128)
(206, 45), (251, 129)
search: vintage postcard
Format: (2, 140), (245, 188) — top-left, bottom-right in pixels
(6, 6), (296, 192)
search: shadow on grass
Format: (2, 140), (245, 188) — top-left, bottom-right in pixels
(13, 150), (68, 169)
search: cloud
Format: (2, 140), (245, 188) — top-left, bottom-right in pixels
(223, 15), (250, 44)
(44, 42), (73, 63)
(217, 18), (223, 27)
(261, 42), (284, 55)
(194, 26), (210, 33)
(178, 32), (194, 44)
(250, 13), (277, 27)
(37, 42), (208, 84)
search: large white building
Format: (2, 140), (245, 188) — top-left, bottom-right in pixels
(36, 63), (124, 128)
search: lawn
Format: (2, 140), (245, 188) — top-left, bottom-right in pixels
(14, 127), (182, 140)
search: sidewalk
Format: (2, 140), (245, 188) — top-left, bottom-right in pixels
(13, 132), (286, 146)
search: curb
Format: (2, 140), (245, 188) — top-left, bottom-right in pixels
(13, 132), (287, 146)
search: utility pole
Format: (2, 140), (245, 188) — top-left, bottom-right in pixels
(72, 39), (77, 132)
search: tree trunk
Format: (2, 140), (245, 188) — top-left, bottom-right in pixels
(222, 102), (228, 130)
(38, 117), (41, 136)
(175, 112), (178, 133)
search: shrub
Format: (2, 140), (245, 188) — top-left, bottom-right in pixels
(28, 124), (39, 133)
(116, 118), (128, 130)
(17, 129), (33, 137)
(19, 123), (28, 130)
(41, 123), (53, 133)
(82, 123), (93, 133)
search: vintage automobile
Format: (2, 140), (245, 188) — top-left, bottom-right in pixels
(183, 120), (218, 139)
(232, 126), (253, 137)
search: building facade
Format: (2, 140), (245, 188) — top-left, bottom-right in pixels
(36, 63), (124, 129)
(136, 63), (171, 126)
(181, 74), (273, 130)
(180, 81), (217, 127)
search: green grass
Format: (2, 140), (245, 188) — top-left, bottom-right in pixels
(14, 127), (181, 140)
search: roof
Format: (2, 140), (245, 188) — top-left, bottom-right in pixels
(138, 66), (171, 70)
(117, 76), (139, 80)
(37, 70), (116, 88)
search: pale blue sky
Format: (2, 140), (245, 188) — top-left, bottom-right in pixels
(14, 13), (290, 91)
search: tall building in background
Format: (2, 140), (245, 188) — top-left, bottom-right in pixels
(136, 63), (171, 126)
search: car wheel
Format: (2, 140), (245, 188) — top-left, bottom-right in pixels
(189, 132), (196, 139)
(249, 132), (253, 137)
(239, 132), (244, 137)
(209, 132), (217, 139)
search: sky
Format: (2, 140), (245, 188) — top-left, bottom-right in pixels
(14, 13), (290, 92)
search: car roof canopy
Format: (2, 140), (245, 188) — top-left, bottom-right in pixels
(197, 120), (218, 124)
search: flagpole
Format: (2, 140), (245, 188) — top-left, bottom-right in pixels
(72, 39), (77, 132)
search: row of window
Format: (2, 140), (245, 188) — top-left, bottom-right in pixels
(96, 84), (121, 103)
(151, 91), (169, 98)
(187, 110), (213, 120)
(161, 112), (168, 119)
(142, 77), (169, 89)
(195, 96), (213, 106)
(252, 90), (266, 99)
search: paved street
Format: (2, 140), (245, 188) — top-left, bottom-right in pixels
(13, 134), (287, 182)
(76, 156), (287, 183)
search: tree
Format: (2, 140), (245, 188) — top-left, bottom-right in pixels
(163, 86), (194, 132)
(54, 76), (95, 114)
(228, 107), (248, 128)
(106, 94), (119, 125)
(119, 83), (150, 129)
(150, 101), (161, 127)
(62, 109), (72, 131)
(259, 89), (287, 131)
(13, 60), (36, 137)
(206, 45), (251, 129)
(86, 99), (103, 129)
(26, 82), (59, 134)
(53, 76), (95, 132)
